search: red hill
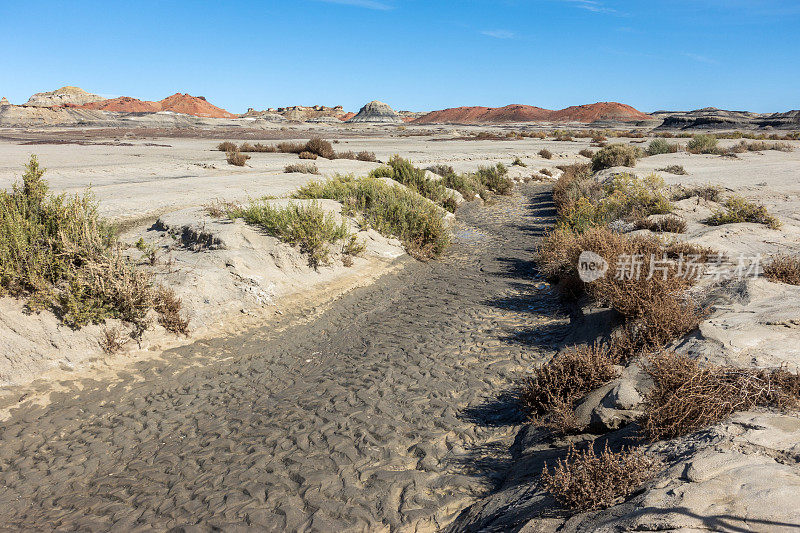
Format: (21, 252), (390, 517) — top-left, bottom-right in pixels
(81, 96), (161, 113)
(159, 93), (236, 119)
(80, 93), (235, 118)
(414, 102), (648, 124)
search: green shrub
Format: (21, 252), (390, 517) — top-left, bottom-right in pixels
(0, 156), (187, 332)
(705, 195), (781, 229)
(591, 143), (640, 171)
(294, 175), (450, 259)
(475, 163), (513, 195)
(645, 138), (679, 156)
(369, 155), (451, 209)
(227, 201), (354, 268)
(686, 134), (718, 154)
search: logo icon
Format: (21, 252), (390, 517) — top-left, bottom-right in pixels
(577, 251), (608, 282)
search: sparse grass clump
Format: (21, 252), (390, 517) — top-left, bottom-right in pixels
(539, 149), (553, 159)
(540, 168), (553, 177)
(284, 162), (320, 174)
(704, 195), (781, 229)
(645, 138), (679, 156)
(0, 156), (187, 332)
(732, 140), (793, 153)
(294, 175), (450, 259)
(591, 143), (640, 171)
(642, 352), (800, 441)
(656, 165), (688, 176)
(578, 148), (594, 158)
(298, 151), (318, 160)
(512, 157), (527, 167)
(520, 344), (619, 433)
(541, 444), (661, 511)
(217, 141), (238, 152)
(226, 150), (250, 166)
(671, 184), (721, 202)
(227, 201), (355, 268)
(763, 254), (800, 285)
(686, 134), (718, 154)
(635, 215), (687, 233)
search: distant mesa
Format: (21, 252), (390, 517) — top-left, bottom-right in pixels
(243, 105), (348, 122)
(413, 102), (650, 124)
(25, 86), (106, 107)
(347, 101), (402, 124)
(81, 96), (161, 113)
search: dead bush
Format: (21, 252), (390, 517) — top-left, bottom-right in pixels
(277, 141), (306, 154)
(154, 286), (190, 335)
(298, 151), (318, 160)
(99, 326), (127, 354)
(226, 150), (250, 166)
(520, 344), (619, 433)
(664, 241), (717, 261)
(285, 163), (320, 174)
(356, 151), (378, 162)
(305, 137), (335, 159)
(540, 168), (553, 177)
(217, 141), (238, 152)
(635, 215), (687, 233)
(541, 444), (661, 511)
(642, 352), (800, 441)
(578, 148), (594, 158)
(334, 150), (356, 160)
(763, 254), (800, 285)
(539, 148), (553, 159)
(656, 165), (688, 175)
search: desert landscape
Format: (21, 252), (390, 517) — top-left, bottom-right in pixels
(2, 1), (800, 529)
(1, 82), (800, 531)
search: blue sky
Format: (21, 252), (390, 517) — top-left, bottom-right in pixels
(1, 0), (798, 113)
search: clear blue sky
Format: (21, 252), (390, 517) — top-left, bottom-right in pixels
(1, 0), (798, 113)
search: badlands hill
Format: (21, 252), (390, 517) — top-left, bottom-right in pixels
(413, 102), (650, 124)
(347, 101), (402, 124)
(653, 107), (800, 130)
(25, 86), (105, 107)
(80, 93), (236, 118)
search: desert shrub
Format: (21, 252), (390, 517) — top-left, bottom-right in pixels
(99, 326), (126, 354)
(512, 157), (527, 167)
(276, 141), (306, 154)
(334, 150), (356, 160)
(0, 156), (187, 332)
(541, 444), (661, 511)
(298, 151), (318, 160)
(733, 140), (793, 153)
(642, 352), (800, 441)
(520, 344), (619, 433)
(552, 163), (593, 215)
(592, 135), (607, 143)
(153, 286), (190, 334)
(686, 134), (718, 154)
(763, 254), (800, 285)
(304, 137), (335, 159)
(664, 241), (717, 261)
(284, 163), (320, 174)
(227, 201), (354, 268)
(475, 163), (514, 195)
(226, 150), (250, 166)
(635, 215), (687, 233)
(578, 148), (594, 158)
(369, 156), (451, 210)
(672, 184), (721, 202)
(443, 172), (483, 200)
(294, 175), (450, 259)
(591, 143), (640, 171)
(540, 168), (553, 177)
(356, 151), (378, 162)
(645, 138), (679, 156)
(555, 135), (574, 142)
(539, 149), (553, 159)
(426, 164), (456, 178)
(601, 173), (673, 220)
(217, 141), (238, 152)
(656, 165), (687, 176)
(704, 195), (781, 229)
